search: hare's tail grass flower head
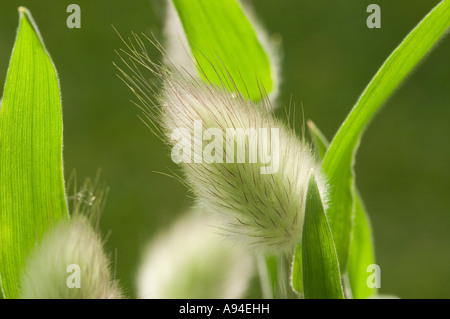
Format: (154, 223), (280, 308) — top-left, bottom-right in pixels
(19, 177), (121, 299)
(18, 214), (122, 299)
(137, 209), (254, 299)
(115, 34), (327, 254)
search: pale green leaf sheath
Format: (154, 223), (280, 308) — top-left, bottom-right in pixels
(302, 172), (344, 299)
(172, 0), (274, 102)
(0, 8), (68, 298)
(307, 120), (376, 299)
(291, 240), (303, 296)
(322, 0), (450, 271)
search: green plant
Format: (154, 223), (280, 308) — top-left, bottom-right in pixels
(117, 0), (450, 299)
(0, 8), (121, 299)
(0, 0), (449, 299)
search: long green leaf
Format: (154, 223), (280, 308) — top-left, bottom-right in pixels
(302, 171), (344, 299)
(322, 0), (450, 270)
(307, 120), (376, 299)
(0, 7), (69, 299)
(348, 191), (376, 298)
(171, 0), (274, 102)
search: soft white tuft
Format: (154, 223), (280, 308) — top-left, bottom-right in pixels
(161, 75), (327, 252)
(115, 35), (327, 254)
(137, 209), (254, 299)
(19, 214), (122, 299)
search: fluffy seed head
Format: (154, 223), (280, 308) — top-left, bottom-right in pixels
(115, 36), (327, 253)
(163, 78), (326, 252)
(137, 209), (254, 299)
(19, 214), (122, 299)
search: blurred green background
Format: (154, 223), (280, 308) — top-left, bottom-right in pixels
(0, 0), (449, 298)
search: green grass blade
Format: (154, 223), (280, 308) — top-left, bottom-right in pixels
(0, 7), (69, 298)
(321, 0), (450, 270)
(292, 119), (326, 293)
(307, 120), (376, 298)
(307, 120), (329, 160)
(348, 192), (376, 298)
(171, 0), (274, 102)
(302, 171), (344, 299)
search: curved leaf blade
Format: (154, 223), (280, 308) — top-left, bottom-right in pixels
(348, 192), (376, 298)
(0, 7), (69, 298)
(322, 0), (450, 270)
(171, 0), (274, 102)
(302, 171), (344, 299)
(307, 120), (376, 298)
